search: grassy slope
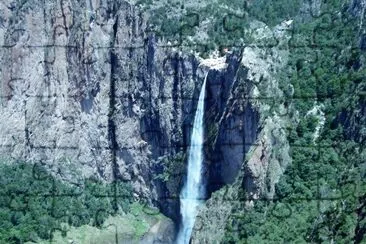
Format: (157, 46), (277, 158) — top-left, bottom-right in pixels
(29, 203), (166, 244)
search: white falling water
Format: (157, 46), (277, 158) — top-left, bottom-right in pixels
(176, 75), (207, 244)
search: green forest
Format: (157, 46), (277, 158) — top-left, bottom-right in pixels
(0, 163), (133, 243)
(0, 0), (364, 243)
(221, 0), (366, 243)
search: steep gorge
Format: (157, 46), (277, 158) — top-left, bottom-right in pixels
(0, 0), (277, 215)
(0, 0), (364, 243)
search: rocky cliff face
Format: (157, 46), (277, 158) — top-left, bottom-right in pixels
(1, 0), (365, 243)
(0, 0), (259, 223)
(0, 0), (206, 224)
(191, 20), (293, 243)
(0, 0), (300, 242)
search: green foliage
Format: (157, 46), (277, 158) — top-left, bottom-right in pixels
(154, 152), (185, 182)
(137, 0), (302, 53)
(0, 163), (133, 243)
(223, 1), (365, 243)
(247, 0), (302, 26)
(129, 203), (151, 239)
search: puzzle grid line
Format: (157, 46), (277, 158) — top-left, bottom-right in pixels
(0, 0), (365, 242)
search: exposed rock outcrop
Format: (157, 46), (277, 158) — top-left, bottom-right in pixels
(191, 20), (292, 243)
(0, 0), (295, 242)
(0, 0), (207, 224)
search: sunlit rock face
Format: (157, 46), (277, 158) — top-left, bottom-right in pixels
(190, 20), (293, 243)
(0, 0), (206, 224)
(0, 1), (292, 243)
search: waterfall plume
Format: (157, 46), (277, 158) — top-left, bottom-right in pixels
(176, 75), (207, 244)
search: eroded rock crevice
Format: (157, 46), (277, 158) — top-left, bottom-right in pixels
(0, 1), (288, 242)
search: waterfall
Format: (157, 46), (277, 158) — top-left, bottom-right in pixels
(176, 75), (207, 244)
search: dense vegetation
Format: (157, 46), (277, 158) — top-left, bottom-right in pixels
(0, 163), (133, 243)
(137, 0), (365, 242)
(222, 1), (366, 243)
(1, 1), (364, 243)
(136, 0), (303, 54)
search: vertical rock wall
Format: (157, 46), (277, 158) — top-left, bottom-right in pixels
(0, 0), (206, 221)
